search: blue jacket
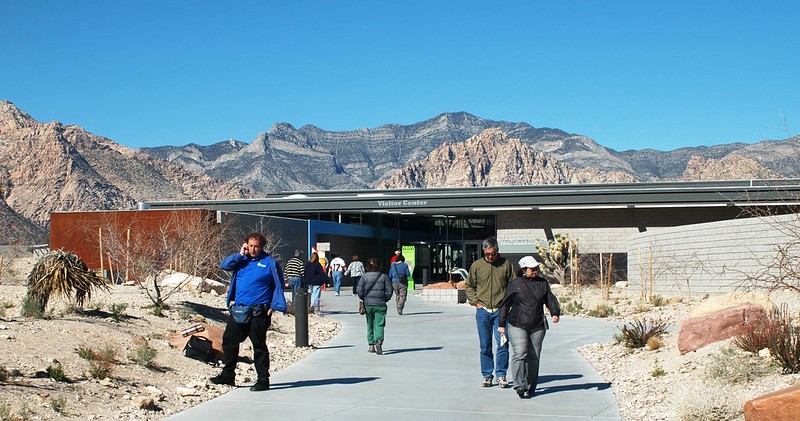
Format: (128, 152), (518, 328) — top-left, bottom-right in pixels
(388, 261), (411, 283)
(222, 251), (287, 313)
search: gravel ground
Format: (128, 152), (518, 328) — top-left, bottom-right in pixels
(2, 256), (799, 421)
(0, 257), (340, 420)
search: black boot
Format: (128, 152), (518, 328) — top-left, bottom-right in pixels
(210, 373), (235, 386)
(250, 378), (270, 392)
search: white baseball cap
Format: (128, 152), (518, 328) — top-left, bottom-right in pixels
(518, 256), (540, 269)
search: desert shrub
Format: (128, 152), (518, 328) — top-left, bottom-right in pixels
(76, 345), (95, 361)
(587, 304), (615, 318)
(177, 306), (193, 320)
(651, 359), (666, 377)
(109, 303), (128, 322)
(672, 379), (741, 421)
(646, 336), (664, 350)
(764, 307), (800, 374)
(147, 302), (168, 317)
(562, 300), (584, 315)
(49, 397), (67, 414)
(45, 363), (69, 382)
(706, 346), (771, 384)
(20, 295), (44, 318)
(651, 294), (665, 307)
(129, 344), (158, 367)
(89, 361), (112, 379)
(618, 317), (669, 348)
(0, 366), (8, 382)
(97, 345), (118, 363)
(733, 311), (773, 353)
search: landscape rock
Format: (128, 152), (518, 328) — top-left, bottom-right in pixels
(134, 396), (157, 410)
(690, 291), (776, 318)
(743, 383), (800, 421)
(678, 303), (766, 354)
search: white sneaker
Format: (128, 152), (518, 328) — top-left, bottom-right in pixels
(335, 293), (340, 296)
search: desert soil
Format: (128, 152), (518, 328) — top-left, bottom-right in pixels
(1, 256), (799, 420)
(0, 257), (340, 420)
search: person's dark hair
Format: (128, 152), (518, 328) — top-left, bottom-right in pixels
(366, 257), (381, 272)
(294, 249), (303, 258)
(481, 236), (498, 250)
(245, 232), (267, 247)
(352, 255), (360, 261)
(309, 252), (319, 263)
(395, 254), (405, 262)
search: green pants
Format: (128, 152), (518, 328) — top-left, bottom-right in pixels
(365, 305), (388, 345)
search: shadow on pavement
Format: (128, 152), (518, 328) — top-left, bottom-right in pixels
(270, 377), (379, 390)
(314, 345), (356, 350)
(539, 373), (583, 384)
(381, 346), (444, 355)
(535, 382), (612, 396)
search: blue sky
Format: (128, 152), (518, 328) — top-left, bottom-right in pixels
(2, 1), (798, 151)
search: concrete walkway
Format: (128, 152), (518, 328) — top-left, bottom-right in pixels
(168, 289), (621, 420)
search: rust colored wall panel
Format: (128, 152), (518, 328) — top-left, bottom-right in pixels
(50, 209), (212, 271)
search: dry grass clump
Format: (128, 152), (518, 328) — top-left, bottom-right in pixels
(671, 379), (741, 421)
(587, 303), (615, 318)
(646, 336), (664, 350)
(706, 346), (773, 384)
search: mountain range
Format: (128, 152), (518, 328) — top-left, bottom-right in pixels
(1, 100), (798, 244)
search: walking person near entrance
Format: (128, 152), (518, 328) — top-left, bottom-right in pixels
(465, 236), (515, 388)
(283, 249), (305, 308)
(345, 255), (365, 295)
(388, 254), (411, 315)
(210, 232), (287, 391)
(304, 252), (327, 313)
(328, 253), (346, 296)
(357, 257), (393, 354)
(498, 256), (560, 398)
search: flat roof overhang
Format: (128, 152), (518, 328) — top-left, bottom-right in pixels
(141, 179), (800, 216)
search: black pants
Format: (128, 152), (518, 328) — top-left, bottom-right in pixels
(220, 311), (272, 382)
(351, 276), (361, 295)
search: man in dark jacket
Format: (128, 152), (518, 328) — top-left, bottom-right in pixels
(465, 236), (515, 388)
(210, 232), (286, 392)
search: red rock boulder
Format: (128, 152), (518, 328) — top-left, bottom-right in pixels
(744, 383), (800, 421)
(677, 303), (766, 354)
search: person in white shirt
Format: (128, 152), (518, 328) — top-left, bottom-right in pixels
(344, 255), (365, 295)
(328, 253), (346, 296)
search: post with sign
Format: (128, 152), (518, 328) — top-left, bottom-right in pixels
(402, 245), (416, 290)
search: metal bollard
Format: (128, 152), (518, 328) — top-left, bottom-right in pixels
(294, 286), (309, 347)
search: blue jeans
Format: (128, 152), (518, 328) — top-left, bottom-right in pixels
(332, 271), (343, 294)
(476, 307), (508, 378)
(288, 276), (302, 306)
(310, 285), (322, 311)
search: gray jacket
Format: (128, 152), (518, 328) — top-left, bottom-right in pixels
(357, 271), (393, 306)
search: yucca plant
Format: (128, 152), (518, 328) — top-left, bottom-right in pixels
(25, 250), (109, 314)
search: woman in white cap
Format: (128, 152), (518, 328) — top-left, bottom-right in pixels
(497, 256), (560, 398)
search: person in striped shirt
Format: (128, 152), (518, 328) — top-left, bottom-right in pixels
(283, 249), (305, 307)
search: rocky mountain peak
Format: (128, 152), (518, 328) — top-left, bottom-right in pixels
(0, 101), (38, 132)
(379, 128), (637, 189)
(682, 154), (782, 181)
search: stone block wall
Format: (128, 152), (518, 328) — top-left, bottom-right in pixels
(627, 213), (798, 296)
